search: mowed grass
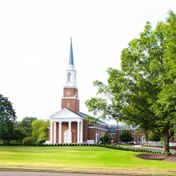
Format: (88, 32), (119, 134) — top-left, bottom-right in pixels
(0, 146), (176, 175)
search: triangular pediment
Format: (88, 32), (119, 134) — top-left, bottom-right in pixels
(50, 108), (82, 120)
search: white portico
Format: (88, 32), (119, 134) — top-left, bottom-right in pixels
(50, 108), (83, 144)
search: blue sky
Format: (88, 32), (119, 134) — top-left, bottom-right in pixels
(0, 0), (176, 121)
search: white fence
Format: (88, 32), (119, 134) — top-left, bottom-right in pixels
(144, 141), (176, 147)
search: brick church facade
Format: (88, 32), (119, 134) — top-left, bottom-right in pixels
(48, 38), (144, 144)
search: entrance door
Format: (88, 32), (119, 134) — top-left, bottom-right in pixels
(64, 129), (72, 143)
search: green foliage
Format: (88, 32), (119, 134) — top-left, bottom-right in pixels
(149, 132), (161, 142)
(32, 119), (50, 144)
(12, 128), (26, 144)
(19, 117), (37, 137)
(165, 152), (172, 156)
(84, 116), (98, 124)
(85, 11), (176, 154)
(100, 132), (109, 144)
(0, 94), (16, 121)
(0, 94), (16, 144)
(120, 130), (133, 143)
(22, 136), (34, 145)
(0, 120), (13, 144)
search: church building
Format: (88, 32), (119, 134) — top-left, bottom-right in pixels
(48, 38), (108, 144)
(48, 38), (144, 145)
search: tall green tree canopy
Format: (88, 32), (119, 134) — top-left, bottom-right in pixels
(0, 94), (16, 144)
(85, 11), (176, 154)
(0, 94), (16, 121)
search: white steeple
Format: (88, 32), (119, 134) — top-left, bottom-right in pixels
(65, 38), (77, 88)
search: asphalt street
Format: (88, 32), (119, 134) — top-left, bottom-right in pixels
(0, 171), (131, 176)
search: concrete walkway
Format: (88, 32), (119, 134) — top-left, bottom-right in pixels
(120, 145), (176, 154)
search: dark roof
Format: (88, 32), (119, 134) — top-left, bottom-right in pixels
(67, 109), (106, 126)
(78, 111), (107, 125)
(89, 124), (107, 130)
(107, 126), (117, 133)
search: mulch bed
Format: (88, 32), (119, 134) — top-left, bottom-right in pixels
(136, 153), (176, 162)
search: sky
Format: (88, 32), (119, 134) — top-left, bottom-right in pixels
(1, 0), (176, 121)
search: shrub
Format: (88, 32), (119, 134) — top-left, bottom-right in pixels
(22, 137), (34, 145)
(165, 152), (171, 156)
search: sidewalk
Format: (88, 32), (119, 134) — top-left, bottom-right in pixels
(120, 145), (176, 154)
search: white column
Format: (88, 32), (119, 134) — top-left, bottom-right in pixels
(50, 121), (53, 143)
(95, 132), (98, 143)
(53, 122), (56, 144)
(59, 121), (62, 143)
(68, 121), (71, 143)
(80, 121), (83, 143)
(77, 121), (80, 143)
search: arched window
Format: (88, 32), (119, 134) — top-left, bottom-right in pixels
(67, 73), (71, 82)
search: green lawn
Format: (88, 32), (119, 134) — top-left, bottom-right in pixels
(0, 146), (176, 175)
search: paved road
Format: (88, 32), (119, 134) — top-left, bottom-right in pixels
(0, 171), (130, 176)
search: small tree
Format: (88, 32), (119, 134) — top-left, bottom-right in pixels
(32, 119), (50, 144)
(100, 132), (109, 144)
(22, 137), (34, 145)
(120, 130), (133, 143)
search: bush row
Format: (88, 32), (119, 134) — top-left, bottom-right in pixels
(0, 143), (101, 147)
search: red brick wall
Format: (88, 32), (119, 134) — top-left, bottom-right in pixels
(117, 130), (143, 144)
(88, 128), (107, 142)
(61, 99), (79, 112)
(71, 122), (77, 143)
(63, 88), (78, 98)
(88, 128), (96, 140)
(108, 133), (118, 144)
(83, 120), (89, 142)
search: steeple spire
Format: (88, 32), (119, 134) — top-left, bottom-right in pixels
(62, 38), (79, 112)
(69, 37), (74, 65)
(64, 38), (77, 88)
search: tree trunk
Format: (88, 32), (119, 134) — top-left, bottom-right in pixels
(145, 132), (149, 143)
(162, 129), (171, 155)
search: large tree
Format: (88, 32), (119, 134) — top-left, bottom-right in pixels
(85, 11), (176, 154)
(0, 94), (16, 144)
